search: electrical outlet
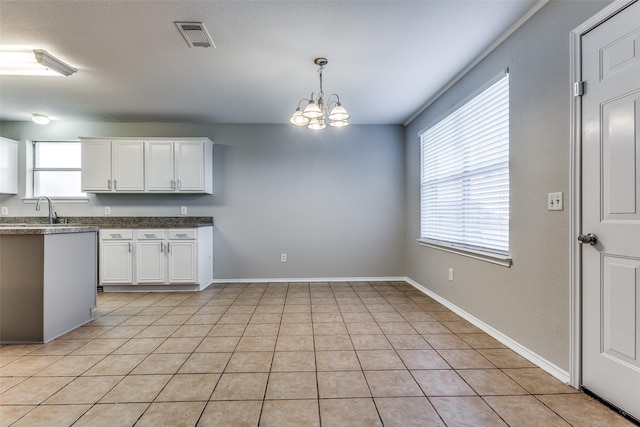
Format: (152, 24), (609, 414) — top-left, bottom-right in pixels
(1, 207), (8, 216)
(548, 192), (563, 211)
(181, 206), (188, 215)
(104, 206), (111, 215)
(448, 268), (454, 281)
(281, 253), (287, 263)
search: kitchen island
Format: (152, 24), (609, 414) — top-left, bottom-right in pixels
(0, 225), (98, 343)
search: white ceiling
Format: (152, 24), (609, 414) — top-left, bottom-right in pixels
(0, 0), (537, 125)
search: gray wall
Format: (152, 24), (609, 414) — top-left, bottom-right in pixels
(0, 122), (405, 280)
(404, 0), (609, 371)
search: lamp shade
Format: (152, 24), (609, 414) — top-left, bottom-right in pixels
(329, 119), (348, 128)
(32, 113), (50, 125)
(289, 108), (310, 126)
(302, 101), (323, 119)
(328, 103), (350, 121)
(308, 117), (326, 130)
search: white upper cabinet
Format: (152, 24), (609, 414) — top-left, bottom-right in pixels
(112, 141), (145, 191)
(145, 141), (175, 191)
(0, 137), (18, 194)
(82, 137), (212, 194)
(81, 139), (144, 192)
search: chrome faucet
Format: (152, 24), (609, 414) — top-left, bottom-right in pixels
(36, 196), (58, 224)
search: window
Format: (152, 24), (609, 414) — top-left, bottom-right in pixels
(32, 141), (86, 198)
(419, 72), (509, 258)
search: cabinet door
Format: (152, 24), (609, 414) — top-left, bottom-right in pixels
(145, 141), (175, 192)
(136, 241), (166, 283)
(82, 140), (112, 192)
(168, 240), (196, 283)
(0, 138), (18, 194)
(100, 241), (133, 283)
(175, 141), (205, 192)
(112, 141), (144, 191)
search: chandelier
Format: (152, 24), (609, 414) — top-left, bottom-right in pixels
(289, 58), (350, 130)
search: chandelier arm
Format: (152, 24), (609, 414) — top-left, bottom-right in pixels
(326, 94), (341, 110)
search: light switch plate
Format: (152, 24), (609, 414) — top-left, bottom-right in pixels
(181, 206), (188, 215)
(1, 207), (8, 216)
(548, 192), (563, 211)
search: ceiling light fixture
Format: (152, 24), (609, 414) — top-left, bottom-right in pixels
(289, 58), (349, 130)
(32, 113), (50, 125)
(0, 49), (77, 76)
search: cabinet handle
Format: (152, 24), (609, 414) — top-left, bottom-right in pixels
(160, 242), (164, 253)
(171, 180), (175, 190)
(108, 179), (112, 190)
(114, 179), (118, 190)
(167, 242), (170, 253)
(128, 242), (132, 252)
(177, 180), (181, 190)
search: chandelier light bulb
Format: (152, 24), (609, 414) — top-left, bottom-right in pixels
(328, 102), (350, 121)
(308, 117), (326, 130)
(302, 100), (322, 119)
(289, 108), (310, 126)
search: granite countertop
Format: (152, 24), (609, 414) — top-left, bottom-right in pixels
(0, 225), (100, 235)
(0, 216), (214, 229)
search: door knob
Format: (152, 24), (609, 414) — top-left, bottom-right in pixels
(578, 233), (598, 245)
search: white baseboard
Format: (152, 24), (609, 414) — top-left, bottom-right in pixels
(210, 276), (407, 284)
(404, 277), (571, 385)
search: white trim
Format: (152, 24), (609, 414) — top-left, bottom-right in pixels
(404, 0), (549, 125)
(418, 240), (512, 268)
(210, 276), (407, 284)
(22, 197), (89, 204)
(568, 0), (638, 389)
(406, 277), (570, 384)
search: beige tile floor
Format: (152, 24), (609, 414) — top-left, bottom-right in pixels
(0, 281), (635, 426)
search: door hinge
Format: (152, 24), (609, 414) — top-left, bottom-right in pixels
(573, 81), (585, 97)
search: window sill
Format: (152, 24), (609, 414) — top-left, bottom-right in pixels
(22, 197), (90, 204)
(418, 239), (512, 267)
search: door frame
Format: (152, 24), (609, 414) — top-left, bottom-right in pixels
(569, 0), (638, 389)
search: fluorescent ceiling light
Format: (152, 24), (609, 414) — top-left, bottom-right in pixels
(32, 113), (50, 125)
(0, 49), (77, 76)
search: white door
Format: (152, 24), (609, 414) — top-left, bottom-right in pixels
(168, 240), (196, 283)
(136, 240), (166, 283)
(146, 141), (175, 192)
(100, 241), (133, 284)
(175, 141), (205, 192)
(581, 1), (640, 420)
(112, 141), (144, 191)
(81, 140), (112, 191)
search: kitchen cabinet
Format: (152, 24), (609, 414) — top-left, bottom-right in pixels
(99, 229), (133, 284)
(81, 139), (144, 192)
(99, 226), (212, 290)
(0, 137), (18, 194)
(81, 137), (213, 194)
(136, 230), (166, 283)
(168, 229), (197, 283)
(145, 139), (213, 193)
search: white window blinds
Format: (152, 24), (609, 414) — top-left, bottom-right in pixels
(420, 73), (509, 256)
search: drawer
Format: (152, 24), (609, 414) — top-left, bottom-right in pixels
(168, 229), (196, 240)
(136, 229), (166, 240)
(100, 229), (133, 240)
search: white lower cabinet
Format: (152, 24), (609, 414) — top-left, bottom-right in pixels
(100, 230), (134, 284)
(100, 227), (212, 289)
(136, 230), (166, 283)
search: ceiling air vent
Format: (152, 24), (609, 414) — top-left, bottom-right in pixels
(175, 22), (215, 48)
